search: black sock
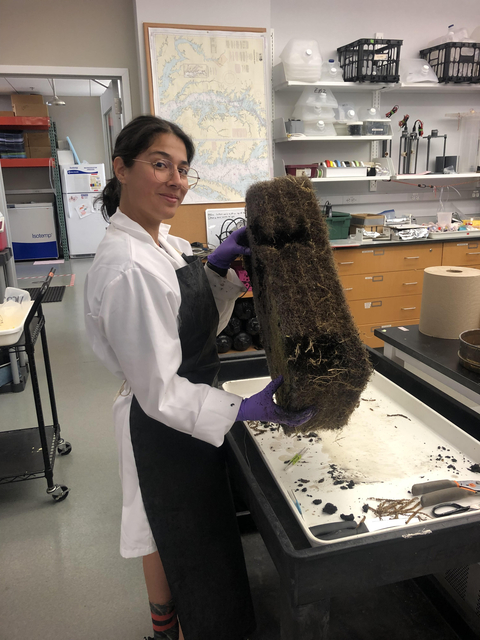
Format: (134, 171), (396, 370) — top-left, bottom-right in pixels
(150, 600), (179, 640)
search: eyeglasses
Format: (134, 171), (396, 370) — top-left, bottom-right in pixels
(132, 158), (199, 189)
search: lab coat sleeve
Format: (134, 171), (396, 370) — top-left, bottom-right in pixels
(97, 267), (242, 447)
(204, 264), (247, 334)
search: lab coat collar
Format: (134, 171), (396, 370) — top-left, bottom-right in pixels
(111, 209), (172, 247)
(111, 209), (185, 265)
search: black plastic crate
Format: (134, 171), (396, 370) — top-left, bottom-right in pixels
(337, 38), (403, 83)
(420, 42), (480, 83)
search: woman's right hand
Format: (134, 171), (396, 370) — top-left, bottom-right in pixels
(236, 376), (315, 427)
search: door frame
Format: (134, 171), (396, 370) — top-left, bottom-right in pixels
(100, 79), (123, 180)
(0, 65), (133, 124)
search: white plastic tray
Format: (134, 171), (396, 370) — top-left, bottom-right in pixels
(223, 373), (480, 546)
(0, 301), (34, 346)
(428, 230), (480, 239)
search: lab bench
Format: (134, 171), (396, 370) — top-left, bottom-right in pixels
(376, 324), (480, 411)
(221, 348), (480, 640)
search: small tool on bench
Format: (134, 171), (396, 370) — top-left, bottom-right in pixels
(432, 502), (480, 517)
(284, 446), (308, 472)
(412, 479), (480, 507)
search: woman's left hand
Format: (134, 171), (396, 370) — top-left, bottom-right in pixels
(207, 227), (251, 270)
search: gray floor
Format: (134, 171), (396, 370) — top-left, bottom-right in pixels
(0, 259), (471, 640)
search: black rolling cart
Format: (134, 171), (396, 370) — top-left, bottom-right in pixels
(0, 270), (71, 502)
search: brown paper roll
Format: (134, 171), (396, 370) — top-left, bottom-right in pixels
(419, 266), (480, 339)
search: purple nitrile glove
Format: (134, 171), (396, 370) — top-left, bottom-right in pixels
(236, 376), (315, 427)
(208, 227), (251, 270)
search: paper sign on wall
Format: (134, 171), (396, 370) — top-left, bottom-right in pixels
(76, 204), (95, 219)
(205, 208), (246, 248)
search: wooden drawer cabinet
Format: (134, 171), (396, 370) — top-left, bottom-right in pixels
(334, 243), (443, 275)
(442, 241), (480, 268)
(357, 320), (420, 349)
(341, 269), (424, 301)
(332, 241), (443, 348)
(348, 294), (422, 325)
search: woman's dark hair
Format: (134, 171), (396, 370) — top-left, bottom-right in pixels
(99, 115), (195, 220)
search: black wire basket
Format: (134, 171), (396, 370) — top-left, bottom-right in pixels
(420, 42), (480, 83)
(337, 38), (403, 83)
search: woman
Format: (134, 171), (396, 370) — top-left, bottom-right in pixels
(84, 115), (313, 640)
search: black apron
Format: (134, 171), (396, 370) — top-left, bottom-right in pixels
(130, 255), (255, 640)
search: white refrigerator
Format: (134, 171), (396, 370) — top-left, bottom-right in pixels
(62, 164), (108, 257)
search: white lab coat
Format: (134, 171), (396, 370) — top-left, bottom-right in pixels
(84, 210), (245, 557)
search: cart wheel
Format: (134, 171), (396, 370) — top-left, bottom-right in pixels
(48, 484), (69, 503)
(57, 441), (72, 456)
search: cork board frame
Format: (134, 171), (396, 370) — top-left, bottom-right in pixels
(143, 23), (266, 116)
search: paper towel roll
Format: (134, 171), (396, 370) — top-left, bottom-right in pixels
(419, 266), (480, 339)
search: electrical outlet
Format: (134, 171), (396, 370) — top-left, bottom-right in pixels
(345, 196), (357, 203)
(410, 193), (420, 201)
(473, 191), (479, 198)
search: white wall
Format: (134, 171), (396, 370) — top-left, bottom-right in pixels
(133, 0), (271, 113)
(271, 0), (480, 64)
(0, 0), (142, 117)
(49, 97), (106, 165)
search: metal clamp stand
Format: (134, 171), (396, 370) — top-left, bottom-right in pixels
(398, 115), (423, 175)
(425, 129), (447, 173)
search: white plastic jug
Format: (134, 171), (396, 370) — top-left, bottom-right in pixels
(321, 59), (344, 82)
(280, 39), (322, 82)
(293, 86), (338, 111)
(292, 105), (336, 121)
(428, 25), (470, 47)
(335, 103), (359, 121)
(303, 120), (337, 136)
(400, 59), (438, 83)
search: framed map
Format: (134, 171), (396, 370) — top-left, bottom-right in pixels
(144, 23), (272, 204)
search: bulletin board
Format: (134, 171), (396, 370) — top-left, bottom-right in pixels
(144, 22), (272, 205)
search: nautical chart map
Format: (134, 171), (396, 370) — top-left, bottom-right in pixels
(146, 27), (271, 203)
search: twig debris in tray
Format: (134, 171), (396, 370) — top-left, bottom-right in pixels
(367, 498), (432, 523)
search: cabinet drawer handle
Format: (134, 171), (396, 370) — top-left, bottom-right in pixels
(401, 307), (417, 311)
(403, 282), (418, 286)
(339, 261), (354, 265)
(404, 256), (420, 260)
(466, 252), (480, 255)
(343, 287), (353, 291)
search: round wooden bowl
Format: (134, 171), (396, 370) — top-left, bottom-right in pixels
(458, 329), (480, 374)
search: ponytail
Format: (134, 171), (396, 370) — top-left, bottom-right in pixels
(99, 176), (121, 221)
(97, 115), (195, 223)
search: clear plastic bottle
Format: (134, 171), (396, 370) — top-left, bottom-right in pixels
(321, 58), (344, 82)
(427, 24), (456, 48)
